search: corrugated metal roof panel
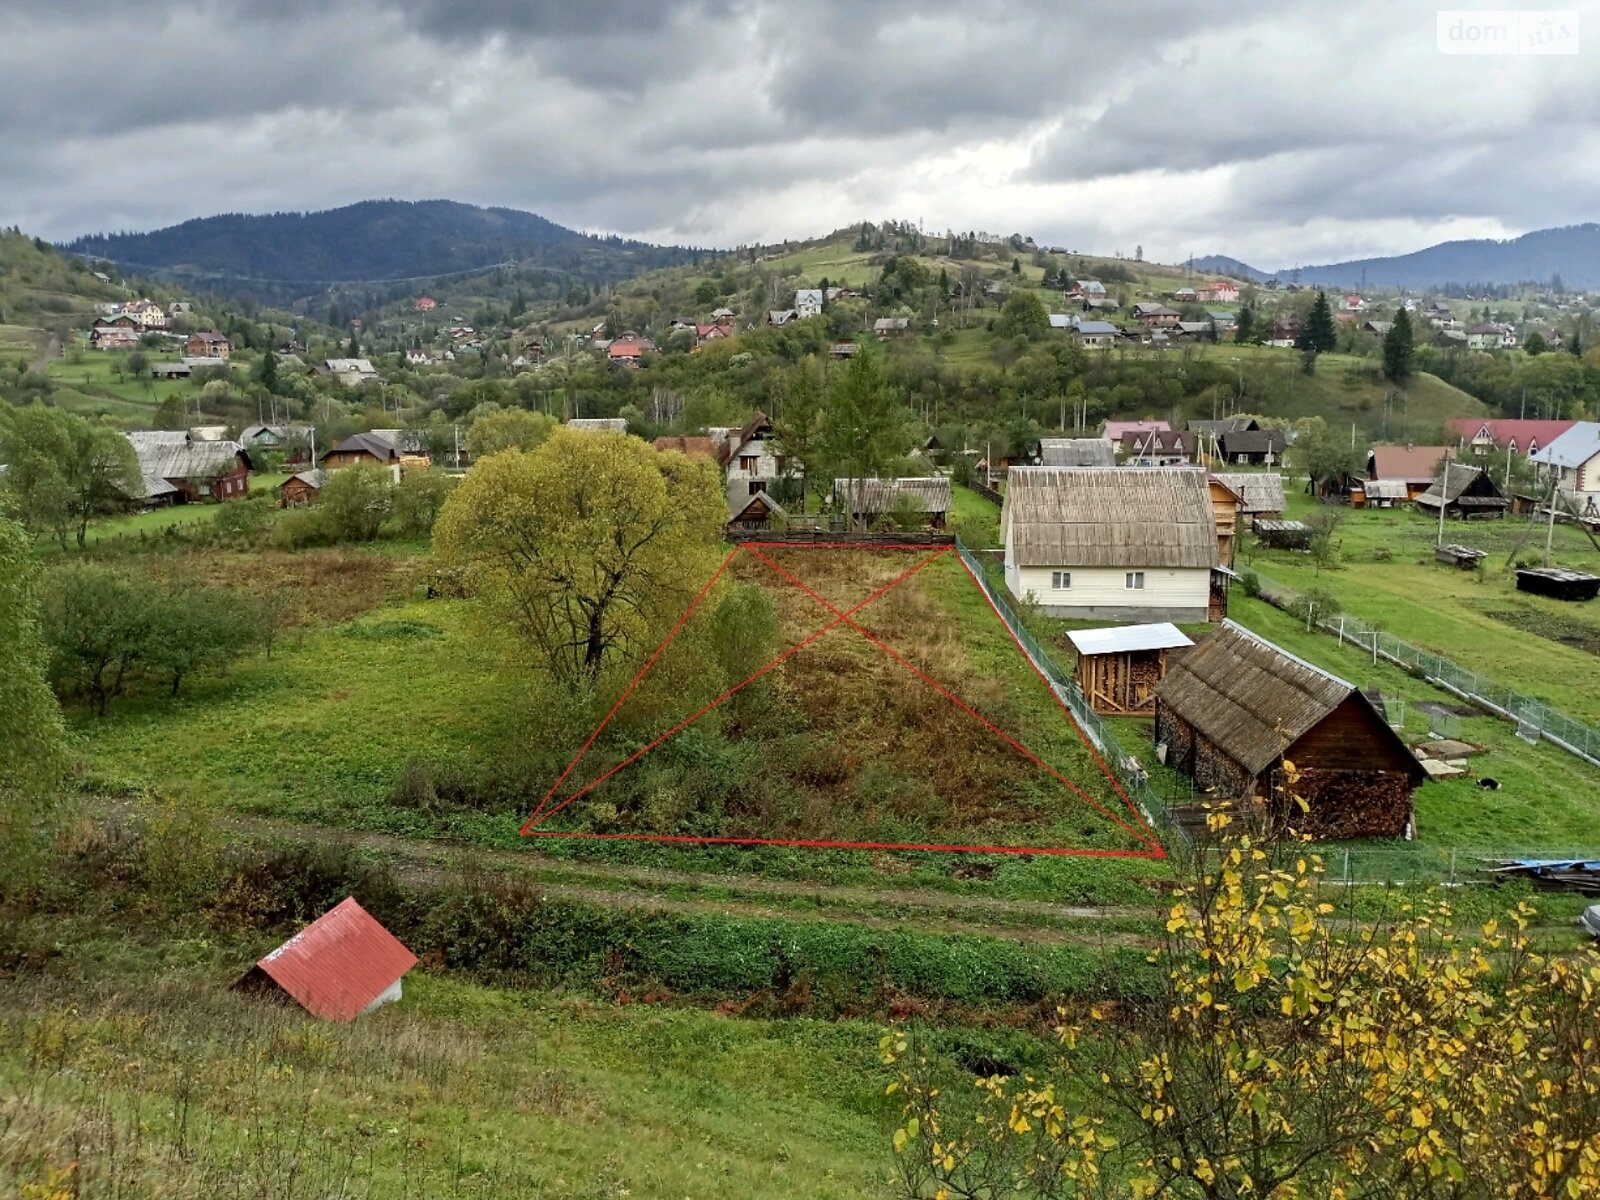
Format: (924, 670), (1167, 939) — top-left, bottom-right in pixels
(253, 897), (417, 1022)
(1067, 623), (1194, 656)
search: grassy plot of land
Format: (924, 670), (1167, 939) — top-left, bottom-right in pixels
(45, 340), (210, 419)
(0, 322), (46, 364)
(0, 930), (895, 1200)
(1244, 492), (1600, 724)
(533, 548), (1157, 858)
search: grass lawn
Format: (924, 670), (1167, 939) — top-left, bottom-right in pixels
(1243, 492), (1600, 724)
(47, 339), (219, 420)
(0, 927), (896, 1199)
(949, 481), (1000, 546)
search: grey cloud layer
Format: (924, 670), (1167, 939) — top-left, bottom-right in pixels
(4, 0), (1599, 265)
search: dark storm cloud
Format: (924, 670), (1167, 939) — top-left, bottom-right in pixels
(2, 0), (1598, 264)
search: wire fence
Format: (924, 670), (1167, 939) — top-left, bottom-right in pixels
(953, 538), (1183, 848)
(1248, 568), (1600, 771)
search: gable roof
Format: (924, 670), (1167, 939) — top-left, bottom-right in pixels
(1121, 429), (1195, 455)
(1211, 472), (1287, 514)
(1529, 422), (1600, 468)
(718, 411), (772, 464)
(652, 435), (718, 459)
(1001, 467), (1218, 569)
(729, 490), (787, 523)
(1074, 320), (1120, 335)
(1068, 623), (1194, 656)
(1369, 444), (1448, 483)
(1039, 437), (1115, 468)
(1132, 303), (1179, 316)
(242, 897), (417, 1022)
(279, 469), (330, 491)
(833, 476), (952, 515)
(1102, 419), (1171, 441)
(1157, 621), (1411, 777)
(324, 432), (401, 462)
(1188, 417), (1259, 438)
(1446, 418), (1575, 450)
(1219, 429), (1288, 457)
(1416, 464), (1506, 507)
(131, 437), (251, 480)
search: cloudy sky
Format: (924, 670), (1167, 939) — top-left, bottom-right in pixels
(3, 0), (1597, 268)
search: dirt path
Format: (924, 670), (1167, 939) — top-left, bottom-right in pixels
(224, 815), (1158, 947)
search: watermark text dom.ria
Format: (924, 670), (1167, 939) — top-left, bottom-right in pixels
(1437, 10), (1578, 54)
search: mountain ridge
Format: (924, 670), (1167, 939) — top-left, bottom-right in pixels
(1197, 224), (1600, 291)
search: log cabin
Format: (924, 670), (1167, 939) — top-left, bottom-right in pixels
(1155, 621), (1424, 839)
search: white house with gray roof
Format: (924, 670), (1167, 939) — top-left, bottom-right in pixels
(1531, 422), (1600, 513)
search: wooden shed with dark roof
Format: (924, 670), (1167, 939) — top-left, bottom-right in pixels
(1154, 621), (1424, 839)
(1414, 465), (1509, 519)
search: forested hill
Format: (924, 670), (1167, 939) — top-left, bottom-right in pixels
(61, 199), (710, 304)
(1199, 224), (1600, 291)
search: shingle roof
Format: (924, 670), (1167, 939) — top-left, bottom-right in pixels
(1001, 467), (1218, 569)
(833, 476), (952, 515)
(131, 437), (251, 480)
(1416, 464), (1507, 508)
(1157, 621), (1362, 775)
(1039, 437), (1115, 468)
(1211, 473), (1287, 514)
(1121, 429), (1195, 455)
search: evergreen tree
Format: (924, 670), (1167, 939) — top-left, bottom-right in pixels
(1234, 303), (1256, 344)
(1295, 290), (1337, 370)
(347, 330), (360, 356)
(1011, 257), (1022, 276)
(1381, 308), (1415, 381)
(255, 349), (279, 394)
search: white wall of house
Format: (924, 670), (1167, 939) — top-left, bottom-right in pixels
(1008, 563), (1212, 621)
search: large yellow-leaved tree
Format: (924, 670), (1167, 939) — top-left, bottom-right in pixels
(433, 428), (727, 687)
(885, 815), (1600, 1198)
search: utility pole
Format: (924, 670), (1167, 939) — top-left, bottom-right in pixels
(454, 424), (461, 470)
(1437, 449), (1451, 548)
(1546, 478), (1559, 566)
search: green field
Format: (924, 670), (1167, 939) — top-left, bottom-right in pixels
(1244, 490), (1600, 724)
(45, 341), (201, 419)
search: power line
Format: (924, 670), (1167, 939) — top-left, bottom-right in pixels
(58, 248), (520, 288)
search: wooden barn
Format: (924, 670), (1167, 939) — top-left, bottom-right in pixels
(1154, 621), (1424, 839)
(1414, 465), (1509, 519)
(1211, 473), (1286, 524)
(1517, 567), (1600, 602)
(833, 477), (952, 529)
(728, 491), (787, 534)
(1068, 623), (1194, 716)
(277, 469), (328, 508)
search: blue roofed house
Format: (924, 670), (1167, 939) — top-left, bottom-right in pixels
(1531, 422), (1600, 518)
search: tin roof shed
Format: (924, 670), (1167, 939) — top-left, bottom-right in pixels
(234, 897), (417, 1021)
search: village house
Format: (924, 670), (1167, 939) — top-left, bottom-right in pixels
(607, 338), (651, 366)
(1445, 418), (1574, 460)
(767, 309), (799, 326)
(1218, 428), (1288, 465)
(185, 330), (230, 360)
(719, 411), (784, 500)
(1170, 286), (1198, 304)
(829, 341), (859, 359)
(1342, 293), (1366, 312)
(727, 490), (788, 534)
(1039, 437), (1115, 468)
(1206, 309), (1237, 331)
(405, 346), (433, 365)
(1211, 473), (1288, 525)
(1000, 467), (1219, 622)
(1132, 303), (1180, 328)
(1067, 280), (1107, 302)
(277, 469), (328, 507)
(232, 897), (417, 1021)
(695, 323), (732, 347)
(1414, 464), (1510, 520)
(1068, 623), (1195, 717)
(1266, 318), (1302, 347)
(1531, 422), (1600, 514)
(127, 434), (253, 504)
(1073, 319), (1120, 349)
(1155, 622), (1424, 839)
(873, 317), (911, 338)
(313, 358), (380, 386)
(1368, 444), (1449, 501)
(1121, 428), (1196, 467)
(793, 289), (824, 318)
(414, 295), (437, 312)
(1465, 323), (1503, 351)
(833, 476), (953, 529)
(1196, 281), (1241, 304)
(92, 327), (140, 351)
(711, 307), (736, 325)
(93, 312), (140, 333)
(320, 431), (426, 478)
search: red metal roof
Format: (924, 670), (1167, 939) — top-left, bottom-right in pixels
(1445, 418), (1576, 451)
(255, 897), (417, 1021)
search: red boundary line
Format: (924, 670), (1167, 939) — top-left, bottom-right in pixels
(744, 546), (1158, 852)
(521, 546), (950, 832)
(521, 545), (1166, 860)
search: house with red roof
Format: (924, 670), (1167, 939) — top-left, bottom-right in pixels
(414, 295), (437, 312)
(232, 897), (417, 1021)
(1102, 419), (1171, 442)
(1446, 418), (1576, 460)
(607, 338), (652, 366)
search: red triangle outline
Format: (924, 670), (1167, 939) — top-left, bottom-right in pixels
(522, 544), (1161, 854)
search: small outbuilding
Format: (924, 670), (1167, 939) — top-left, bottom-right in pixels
(1211, 473), (1287, 524)
(278, 469), (329, 508)
(232, 897), (417, 1021)
(1254, 519), (1313, 551)
(1038, 437), (1115, 468)
(1155, 621), (1425, 839)
(728, 490), (788, 534)
(834, 476), (952, 529)
(1517, 567), (1600, 602)
(1414, 465), (1509, 519)
(1067, 623), (1194, 716)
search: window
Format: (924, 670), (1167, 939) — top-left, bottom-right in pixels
(1051, 571), (1071, 591)
(749, 480), (766, 495)
(1125, 571), (1146, 590)
(739, 455), (758, 472)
